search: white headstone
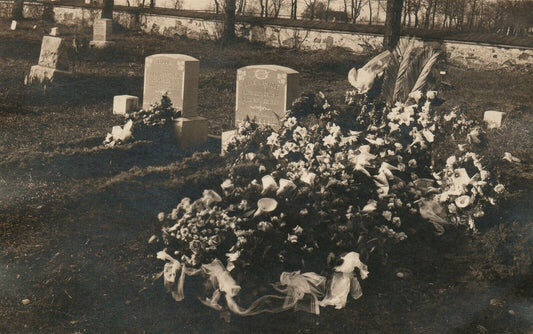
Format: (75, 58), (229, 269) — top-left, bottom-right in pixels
(50, 27), (59, 36)
(484, 110), (505, 129)
(113, 95), (139, 115)
(92, 19), (112, 42)
(10, 20), (17, 30)
(235, 65), (300, 128)
(143, 54), (199, 118)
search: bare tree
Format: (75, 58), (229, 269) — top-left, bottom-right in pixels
(102, 0), (114, 19)
(271, 0), (286, 18)
(12, 0), (23, 20)
(383, 0), (404, 50)
(222, 0), (237, 43)
(303, 0), (320, 20)
(290, 0), (298, 19)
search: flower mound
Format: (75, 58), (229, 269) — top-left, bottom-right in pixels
(156, 52), (506, 318)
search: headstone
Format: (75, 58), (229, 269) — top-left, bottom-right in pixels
(25, 36), (71, 86)
(484, 110), (505, 129)
(113, 95), (139, 115)
(172, 117), (209, 149)
(143, 54), (199, 117)
(143, 53), (207, 149)
(50, 27), (59, 36)
(235, 65), (300, 128)
(221, 129), (238, 155)
(10, 20), (17, 30)
(89, 19), (114, 48)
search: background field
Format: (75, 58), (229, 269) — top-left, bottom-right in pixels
(1, 18), (532, 333)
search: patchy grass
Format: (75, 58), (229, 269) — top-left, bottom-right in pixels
(0, 18), (532, 333)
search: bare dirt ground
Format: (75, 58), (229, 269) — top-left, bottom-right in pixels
(0, 19), (532, 333)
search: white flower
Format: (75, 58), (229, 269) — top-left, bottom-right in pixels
(426, 90), (438, 100)
(455, 195), (471, 208)
(503, 152), (521, 163)
(267, 132), (280, 146)
(287, 234), (298, 243)
(361, 200), (377, 214)
(494, 184), (505, 194)
(293, 126), (308, 141)
(284, 117), (297, 129)
(157, 212), (165, 222)
(327, 123), (341, 137)
(409, 90), (423, 103)
(272, 148), (288, 159)
(323, 135), (337, 147)
(293, 225), (303, 235)
(422, 129), (434, 143)
(221, 179), (233, 191)
(300, 171), (317, 186)
(257, 221), (273, 232)
(382, 210), (392, 221)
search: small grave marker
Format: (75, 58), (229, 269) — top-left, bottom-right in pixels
(235, 65), (300, 128)
(89, 19), (114, 48)
(50, 27), (59, 36)
(221, 129), (238, 155)
(484, 110), (505, 129)
(113, 95), (139, 115)
(10, 20), (17, 30)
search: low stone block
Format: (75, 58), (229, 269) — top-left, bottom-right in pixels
(172, 116), (208, 149)
(25, 65), (71, 86)
(50, 27), (59, 36)
(221, 129), (237, 155)
(113, 95), (139, 115)
(10, 20), (17, 30)
(484, 110), (505, 129)
(89, 40), (115, 49)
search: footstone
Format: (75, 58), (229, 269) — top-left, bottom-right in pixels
(172, 116), (208, 149)
(221, 129), (238, 155)
(113, 95), (139, 115)
(89, 18), (114, 48)
(10, 20), (17, 30)
(484, 110), (505, 129)
(235, 65), (300, 128)
(143, 54), (199, 117)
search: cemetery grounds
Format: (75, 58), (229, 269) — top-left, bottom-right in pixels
(1, 19), (533, 333)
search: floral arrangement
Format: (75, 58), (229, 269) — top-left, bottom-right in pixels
(103, 94), (181, 147)
(155, 49), (506, 318)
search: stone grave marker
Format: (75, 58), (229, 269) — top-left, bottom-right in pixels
(25, 36), (71, 86)
(90, 18), (113, 48)
(484, 110), (505, 129)
(235, 65), (300, 128)
(113, 95), (139, 115)
(221, 129), (238, 155)
(50, 27), (59, 36)
(143, 53), (207, 149)
(10, 20), (17, 30)
(143, 54), (199, 116)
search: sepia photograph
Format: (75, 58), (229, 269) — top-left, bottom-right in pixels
(0, 0), (532, 332)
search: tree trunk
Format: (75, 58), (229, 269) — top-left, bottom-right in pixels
(368, 0), (372, 24)
(383, 0), (403, 51)
(222, 0), (237, 43)
(102, 0), (114, 18)
(12, 0), (24, 20)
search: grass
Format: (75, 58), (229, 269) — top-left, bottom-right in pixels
(1, 18), (532, 333)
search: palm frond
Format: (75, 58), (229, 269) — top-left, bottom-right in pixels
(409, 49), (439, 96)
(392, 39), (416, 102)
